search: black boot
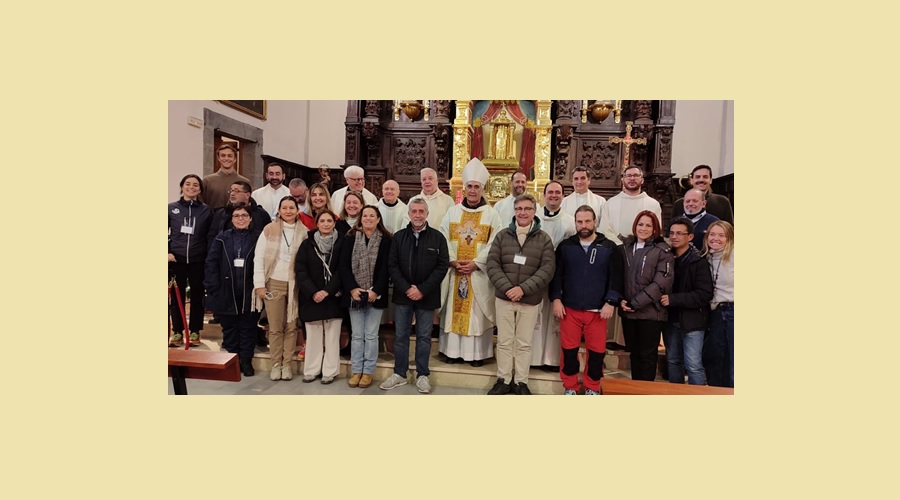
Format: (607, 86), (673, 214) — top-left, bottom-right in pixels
(240, 358), (255, 377)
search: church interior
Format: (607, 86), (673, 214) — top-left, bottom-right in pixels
(168, 100), (734, 395)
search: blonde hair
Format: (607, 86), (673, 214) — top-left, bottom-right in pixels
(305, 182), (333, 215)
(702, 220), (734, 264)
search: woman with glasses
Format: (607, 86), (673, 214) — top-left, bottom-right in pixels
(253, 196), (309, 381)
(168, 174), (213, 348)
(295, 210), (345, 384)
(335, 190), (365, 236)
(339, 205), (392, 389)
(204, 203), (262, 376)
(619, 210), (674, 381)
(702, 221), (734, 388)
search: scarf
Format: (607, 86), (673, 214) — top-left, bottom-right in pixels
(351, 230), (382, 291)
(686, 209), (707, 224)
(314, 231), (336, 284)
(252, 219), (308, 321)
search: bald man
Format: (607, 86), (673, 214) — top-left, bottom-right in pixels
(417, 168), (454, 229)
(680, 188), (719, 249)
(377, 180), (410, 234)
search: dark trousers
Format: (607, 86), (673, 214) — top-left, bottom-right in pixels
(704, 303), (734, 388)
(393, 305), (434, 377)
(622, 318), (664, 381)
(221, 311), (261, 362)
(169, 260), (206, 334)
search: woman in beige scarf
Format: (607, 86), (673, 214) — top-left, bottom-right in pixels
(253, 196), (309, 381)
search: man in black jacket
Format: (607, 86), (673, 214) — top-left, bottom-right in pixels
(660, 218), (713, 385)
(380, 198), (450, 394)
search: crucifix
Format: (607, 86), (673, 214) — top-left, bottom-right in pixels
(609, 121), (647, 169)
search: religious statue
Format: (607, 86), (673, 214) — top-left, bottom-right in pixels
(318, 164), (332, 191)
(487, 106), (517, 162)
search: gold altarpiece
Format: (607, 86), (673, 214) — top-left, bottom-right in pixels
(450, 100), (552, 204)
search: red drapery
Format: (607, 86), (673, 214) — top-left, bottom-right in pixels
(472, 101), (536, 178)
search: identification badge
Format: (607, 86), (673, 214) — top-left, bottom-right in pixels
(234, 258), (245, 268)
(180, 226), (194, 234)
(280, 252), (291, 262)
(513, 253), (527, 265)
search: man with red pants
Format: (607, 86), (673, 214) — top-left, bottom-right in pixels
(549, 205), (624, 395)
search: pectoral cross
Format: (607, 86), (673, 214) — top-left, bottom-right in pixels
(609, 121), (647, 169)
(449, 210), (492, 261)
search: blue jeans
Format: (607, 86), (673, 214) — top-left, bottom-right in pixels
(704, 303), (734, 388)
(393, 304), (434, 377)
(663, 324), (706, 385)
(349, 307), (383, 375)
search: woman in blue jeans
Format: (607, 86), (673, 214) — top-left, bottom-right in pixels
(702, 221), (734, 388)
(661, 217), (713, 385)
(340, 205), (392, 389)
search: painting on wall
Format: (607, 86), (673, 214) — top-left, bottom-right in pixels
(218, 100), (266, 120)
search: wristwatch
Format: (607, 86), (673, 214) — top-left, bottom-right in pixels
(605, 298), (617, 306)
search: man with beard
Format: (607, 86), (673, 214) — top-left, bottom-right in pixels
(289, 178), (309, 213)
(549, 206), (623, 395)
(679, 188), (720, 249)
(530, 181), (576, 372)
(207, 181), (271, 243)
(438, 158), (504, 367)
(252, 163), (290, 220)
(202, 144), (250, 210)
(493, 170), (541, 225)
(598, 166), (662, 245)
(671, 164), (733, 225)
(561, 166), (605, 218)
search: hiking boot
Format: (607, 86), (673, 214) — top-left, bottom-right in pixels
(189, 332), (201, 346)
(168, 333), (184, 347)
(358, 374), (373, 388)
(270, 364), (282, 381)
(487, 378), (511, 395)
(416, 375), (432, 394)
(348, 373), (362, 387)
(379, 373), (408, 390)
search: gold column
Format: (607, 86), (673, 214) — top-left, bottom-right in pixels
(450, 100), (473, 200)
(531, 100), (553, 204)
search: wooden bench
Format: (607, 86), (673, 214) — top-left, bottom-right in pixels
(168, 350), (240, 395)
(601, 378), (734, 395)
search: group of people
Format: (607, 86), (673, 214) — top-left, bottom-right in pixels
(168, 144), (735, 394)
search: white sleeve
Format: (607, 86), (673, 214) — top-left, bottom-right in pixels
(253, 235), (268, 289)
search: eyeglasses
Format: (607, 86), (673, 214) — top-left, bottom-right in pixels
(623, 174), (642, 179)
(346, 177), (365, 181)
(232, 214), (250, 219)
(514, 207), (535, 212)
(668, 231), (690, 237)
(228, 189), (249, 194)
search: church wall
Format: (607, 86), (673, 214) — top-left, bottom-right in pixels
(307, 100), (347, 169)
(671, 100), (734, 178)
(168, 100), (313, 201)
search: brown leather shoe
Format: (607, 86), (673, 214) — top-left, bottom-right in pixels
(358, 374), (373, 388)
(348, 373), (362, 387)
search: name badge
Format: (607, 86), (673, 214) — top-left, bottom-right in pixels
(513, 253), (527, 265)
(234, 258), (245, 268)
(180, 225), (194, 234)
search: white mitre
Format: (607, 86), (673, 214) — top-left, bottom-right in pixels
(461, 157), (490, 187)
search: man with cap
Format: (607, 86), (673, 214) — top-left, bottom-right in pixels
(331, 165), (378, 216)
(438, 158), (504, 367)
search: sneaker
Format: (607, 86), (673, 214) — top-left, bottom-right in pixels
(281, 364), (293, 381)
(513, 382), (532, 395)
(302, 375), (317, 383)
(585, 388), (603, 395)
(379, 373), (408, 390)
(189, 332), (201, 346)
(358, 374), (373, 388)
(270, 364), (282, 381)
(321, 376), (334, 385)
(348, 373), (362, 387)
(487, 378), (511, 395)
(416, 375), (432, 394)
(168, 333), (184, 347)
(564, 389), (577, 395)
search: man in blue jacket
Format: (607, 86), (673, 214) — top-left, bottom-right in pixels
(380, 198), (450, 394)
(549, 206), (623, 395)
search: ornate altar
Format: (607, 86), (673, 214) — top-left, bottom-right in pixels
(343, 100), (677, 225)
